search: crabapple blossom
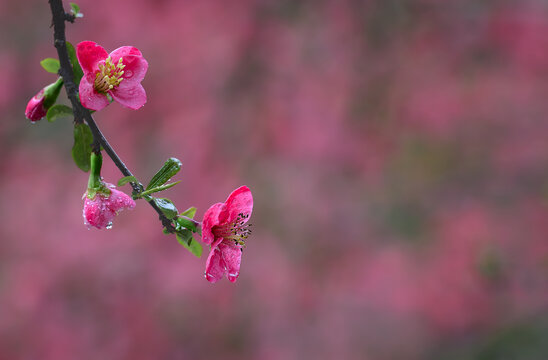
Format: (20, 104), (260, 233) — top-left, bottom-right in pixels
(76, 41), (148, 111)
(202, 186), (253, 283)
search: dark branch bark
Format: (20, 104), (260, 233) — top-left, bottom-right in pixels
(48, 0), (197, 232)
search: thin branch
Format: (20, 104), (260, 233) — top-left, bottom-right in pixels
(48, 0), (198, 232)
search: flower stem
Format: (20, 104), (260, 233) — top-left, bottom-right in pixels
(87, 152), (102, 190)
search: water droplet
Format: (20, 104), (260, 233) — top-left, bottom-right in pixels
(125, 70), (133, 78)
(106, 222), (113, 229)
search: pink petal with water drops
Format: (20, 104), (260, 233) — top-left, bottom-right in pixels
(79, 75), (109, 111)
(205, 247), (226, 283)
(219, 241), (242, 283)
(83, 186), (136, 229)
(110, 81), (147, 110)
(109, 49), (148, 83)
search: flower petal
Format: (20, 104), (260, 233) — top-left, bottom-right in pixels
(205, 247), (227, 283)
(110, 49), (148, 83)
(219, 241), (242, 283)
(79, 75), (109, 111)
(110, 82), (146, 110)
(83, 185), (135, 229)
(201, 202), (224, 245)
(219, 186), (253, 225)
(83, 194), (116, 229)
(77, 41), (108, 75)
(106, 187), (136, 213)
(109, 46), (142, 59)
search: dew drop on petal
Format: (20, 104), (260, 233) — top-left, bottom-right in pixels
(106, 222), (113, 229)
(124, 70), (133, 78)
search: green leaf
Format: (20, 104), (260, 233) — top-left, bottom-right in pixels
(153, 198), (178, 220)
(70, 2), (83, 17)
(46, 104), (73, 122)
(40, 58), (60, 74)
(180, 207), (196, 219)
(117, 176), (137, 187)
(176, 216), (197, 233)
(176, 230), (203, 257)
(72, 123), (93, 172)
(139, 181), (180, 197)
(146, 158), (182, 190)
(66, 42), (83, 86)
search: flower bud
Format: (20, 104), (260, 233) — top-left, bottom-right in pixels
(83, 152), (136, 229)
(25, 77), (63, 122)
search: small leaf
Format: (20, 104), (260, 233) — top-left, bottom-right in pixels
(72, 123), (93, 172)
(180, 207), (196, 219)
(118, 176), (137, 187)
(70, 2), (80, 13)
(146, 158), (182, 190)
(66, 42), (83, 86)
(176, 216), (197, 233)
(138, 181), (180, 197)
(70, 2), (83, 17)
(153, 198), (178, 220)
(176, 230), (203, 257)
(46, 104), (73, 122)
(40, 58), (60, 74)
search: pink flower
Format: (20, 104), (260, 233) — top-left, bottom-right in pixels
(83, 183), (136, 229)
(76, 41), (148, 111)
(202, 186), (253, 283)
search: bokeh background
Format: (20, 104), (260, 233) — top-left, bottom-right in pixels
(1, 0), (548, 359)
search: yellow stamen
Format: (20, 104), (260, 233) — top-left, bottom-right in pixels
(94, 57), (125, 93)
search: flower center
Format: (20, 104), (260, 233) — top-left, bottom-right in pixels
(94, 57), (125, 93)
(212, 213), (252, 246)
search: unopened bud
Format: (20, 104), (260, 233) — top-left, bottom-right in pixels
(24, 77), (64, 122)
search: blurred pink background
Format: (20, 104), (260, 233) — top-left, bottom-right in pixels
(2, 0), (548, 359)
